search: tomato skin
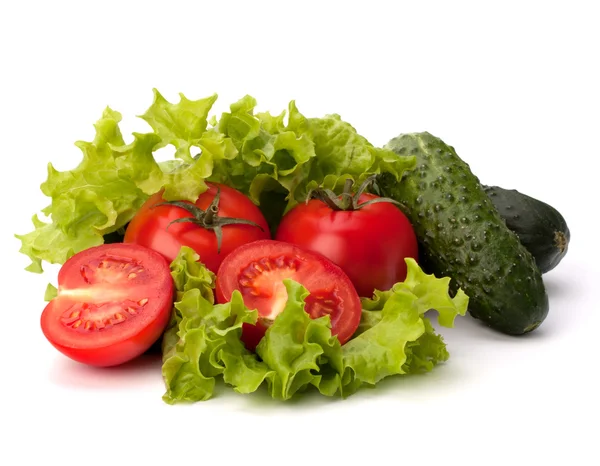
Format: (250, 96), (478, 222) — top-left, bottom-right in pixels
(124, 183), (270, 273)
(275, 193), (419, 298)
(215, 240), (362, 351)
(40, 243), (174, 367)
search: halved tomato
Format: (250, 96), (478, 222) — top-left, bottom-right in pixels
(40, 243), (174, 367)
(215, 240), (362, 351)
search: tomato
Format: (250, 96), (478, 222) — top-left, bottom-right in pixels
(124, 183), (270, 273)
(215, 240), (362, 351)
(40, 243), (174, 367)
(275, 191), (418, 298)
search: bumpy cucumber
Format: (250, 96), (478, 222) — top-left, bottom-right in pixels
(379, 132), (548, 335)
(483, 185), (570, 274)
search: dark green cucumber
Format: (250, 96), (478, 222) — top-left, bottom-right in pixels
(483, 185), (570, 274)
(379, 132), (548, 335)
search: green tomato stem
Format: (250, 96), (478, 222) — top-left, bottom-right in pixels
(153, 187), (264, 253)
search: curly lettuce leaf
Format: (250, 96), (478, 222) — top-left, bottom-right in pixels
(342, 258), (468, 393)
(208, 96), (317, 207)
(161, 246), (216, 359)
(161, 253), (468, 403)
(139, 88), (218, 163)
(162, 271), (344, 403)
(169, 246), (215, 302)
(287, 102), (417, 204)
(402, 318), (450, 373)
(161, 288), (259, 404)
(209, 98), (416, 215)
(139, 89), (238, 202)
(15, 110), (162, 272)
(161, 247), (260, 404)
(252, 280), (344, 400)
(19, 89), (416, 272)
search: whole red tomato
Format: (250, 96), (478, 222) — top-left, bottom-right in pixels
(124, 183), (270, 273)
(275, 180), (418, 298)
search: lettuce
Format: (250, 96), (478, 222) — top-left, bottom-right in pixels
(341, 259), (468, 394)
(211, 97), (416, 214)
(161, 247), (266, 403)
(17, 90), (415, 272)
(162, 251), (468, 403)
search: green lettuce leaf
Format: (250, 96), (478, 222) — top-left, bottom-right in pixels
(18, 89), (416, 272)
(44, 283), (58, 302)
(161, 252), (468, 404)
(161, 246), (216, 359)
(161, 246), (261, 404)
(286, 102), (417, 205)
(343, 258), (468, 393)
(209, 98), (416, 216)
(14, 107), (216, 272)
(139, 89), (218, 163)
(252, 279), (344, 400)
(139, 89), (239, 202)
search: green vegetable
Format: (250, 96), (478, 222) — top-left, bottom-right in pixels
(483, 185), (570, 274)
(379, 132), (549, 335)
(162, 247), (468, 403)
(17, 90), (415, 272)
(15, 107), (217, 273)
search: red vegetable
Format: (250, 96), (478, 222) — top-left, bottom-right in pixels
(215, 240), (362, 351)
(275, 176), (418, 297)
(40, 243), (174, 367)
(124, 183), (270, 273)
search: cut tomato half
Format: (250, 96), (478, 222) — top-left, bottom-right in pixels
(215, 240), (362, 351)
(40, 243), (174, 367)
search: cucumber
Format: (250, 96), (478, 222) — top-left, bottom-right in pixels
(379, 132), (548, 335)
(483, 185), (570, 274)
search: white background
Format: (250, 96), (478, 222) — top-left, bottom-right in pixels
(1, 1), (598, 465)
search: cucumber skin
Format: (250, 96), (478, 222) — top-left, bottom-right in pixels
(483, 185), (570, 274)
(381, 132), (548, 335)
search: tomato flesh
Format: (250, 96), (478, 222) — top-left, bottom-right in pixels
(275, 193), (419, 298)
(215, 240), (362, 351)
(41, 243), (174, 367)
(124, 183), (271, 273)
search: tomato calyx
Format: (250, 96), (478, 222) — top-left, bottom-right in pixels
(155, 187), (265, 253)
(307, 174), (403, 211)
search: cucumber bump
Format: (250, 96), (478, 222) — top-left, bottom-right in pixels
(379, 132), (549, 335)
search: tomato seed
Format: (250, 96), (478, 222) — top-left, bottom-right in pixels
(261, 260), (273, 271)
(272, 256), (283, 268)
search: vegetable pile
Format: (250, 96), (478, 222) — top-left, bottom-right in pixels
(18, 89), (569, 403)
